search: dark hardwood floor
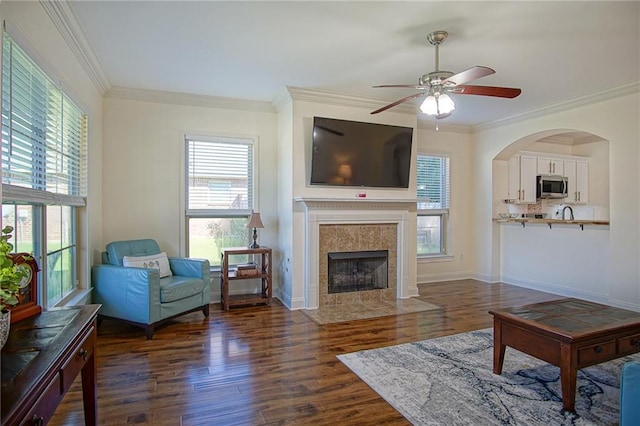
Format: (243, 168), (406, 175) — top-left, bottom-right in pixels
(49, 279), (563, 425)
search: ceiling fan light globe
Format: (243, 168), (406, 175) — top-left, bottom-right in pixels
(420, 96), (439, 115)
(438, 93), (455, 114)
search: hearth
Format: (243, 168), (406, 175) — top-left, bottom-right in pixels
(328, 250), (388, 294)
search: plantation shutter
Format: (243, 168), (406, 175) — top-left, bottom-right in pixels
(1, 33), (87, 206)
(416, 155), (450, 210)
(185, 136), (254, 216)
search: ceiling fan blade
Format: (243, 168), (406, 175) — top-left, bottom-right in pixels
(443, 66), (495, 86)
(373, 84), (427, 90)
(371, 92), (425, 114)
(453, 85), (522, 98)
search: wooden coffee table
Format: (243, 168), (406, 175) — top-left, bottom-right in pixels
(490, 298), (640, 413)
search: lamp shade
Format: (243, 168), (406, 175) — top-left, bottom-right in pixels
(420, 95), (438, 115)
(420, 93), (455, 115)
(338, 164), (352, 180)
(246, 212), (264, 229)
(438, 93), (455, 114)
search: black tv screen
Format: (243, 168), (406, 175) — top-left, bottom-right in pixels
(310, 117), (413, 188)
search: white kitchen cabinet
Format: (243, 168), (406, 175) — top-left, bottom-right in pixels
(508, 154), (537, 204)
(576, 161), (588, 203)
(537, 156), (564, 176)
(564, 159), (589, 204)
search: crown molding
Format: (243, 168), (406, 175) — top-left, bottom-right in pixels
(39, 0), (111, 94)
(272, 86), (293, 113)
(106, 86), (276, 113)
(285, 86), (471, 132)
(538, 132), (606, 145)
(417, 117), (472, 134)
(285, 86), (417, 115)
(473, 81), (640, 133)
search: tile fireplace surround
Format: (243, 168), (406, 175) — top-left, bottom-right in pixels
(296, 198), (417, 309)
(320, 224), (396, 306)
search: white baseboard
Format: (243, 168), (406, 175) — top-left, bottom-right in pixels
(417, 270), (472, 284)
(272, 287), (306, 310)
(470, 272), (500, 283)
(288, 297), (306, 310)
(501, 275), (640, 312)
(406, 286), (420, 298)
(256, 285), (310, 310)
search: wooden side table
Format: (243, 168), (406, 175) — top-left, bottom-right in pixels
(220, 247), (272, 310)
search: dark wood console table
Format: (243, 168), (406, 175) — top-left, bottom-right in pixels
(1, 304), (100, 425)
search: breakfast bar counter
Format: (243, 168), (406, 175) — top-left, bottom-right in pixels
(494, 217), (609, 229)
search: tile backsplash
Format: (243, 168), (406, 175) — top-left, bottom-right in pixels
(505, 199), (599, 220)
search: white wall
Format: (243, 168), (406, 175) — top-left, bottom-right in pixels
(1, 2), (104, 294)
(500, 223), (610, 300)
(416, 127), (474, 283)
(473, 93), (640, 310)
(102, 94), (278, 300)
(275, 96), (294, 307)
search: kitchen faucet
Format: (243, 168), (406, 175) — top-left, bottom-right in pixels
(562, 205), (574, 220)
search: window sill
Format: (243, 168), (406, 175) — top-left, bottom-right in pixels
(418, 254), (454, 264)
(55, 288), (93, 307)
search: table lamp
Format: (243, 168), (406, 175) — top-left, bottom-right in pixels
(247, 212), (264, 248)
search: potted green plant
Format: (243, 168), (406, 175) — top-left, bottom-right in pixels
(0, 225), (31, 348)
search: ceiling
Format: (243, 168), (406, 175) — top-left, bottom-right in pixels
(68, 1), (639, 128)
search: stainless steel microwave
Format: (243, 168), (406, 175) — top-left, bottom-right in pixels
(537, 175), (568, 199)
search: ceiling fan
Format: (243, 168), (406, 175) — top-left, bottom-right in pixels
(371, 30), (522, 125)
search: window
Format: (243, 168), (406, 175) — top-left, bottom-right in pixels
(1, 33), (86, 307)
(417, 154), (450, 256)
(185, 135), (256, 266)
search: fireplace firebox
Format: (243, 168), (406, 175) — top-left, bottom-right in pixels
(327, 250), (388, 294)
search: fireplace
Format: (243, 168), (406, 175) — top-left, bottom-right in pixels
(328, 250), (388, 294)
(296, 198), (418, 310)
(318, 222), (397, 306)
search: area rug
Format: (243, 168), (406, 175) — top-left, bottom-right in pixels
(337, 328), (640, 425)
(302, 299), (440, 325)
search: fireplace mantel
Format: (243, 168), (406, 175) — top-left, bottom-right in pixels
(297, 196), (417, 309)
(294, 197), (417, 211)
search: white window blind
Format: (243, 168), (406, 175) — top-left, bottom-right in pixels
(417, 155), (450, 210)
(1, 32), (83, 307)
(1, 33), (87, 205)
(185, 136), (254, 215)
(417, 154), (450, 256)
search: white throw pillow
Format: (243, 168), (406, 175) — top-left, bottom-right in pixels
(123, 252), (173, 278)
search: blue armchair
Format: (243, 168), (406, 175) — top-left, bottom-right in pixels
(92, 239), (211, 339)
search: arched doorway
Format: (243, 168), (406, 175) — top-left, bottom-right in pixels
(493, 129), (609, 220)
(490, 129), (610, 297)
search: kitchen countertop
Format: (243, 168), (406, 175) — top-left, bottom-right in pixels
(493, 217), (610, 227)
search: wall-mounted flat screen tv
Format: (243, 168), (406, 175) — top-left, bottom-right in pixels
(310, 117), (413, 188)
